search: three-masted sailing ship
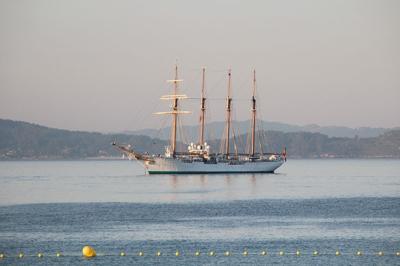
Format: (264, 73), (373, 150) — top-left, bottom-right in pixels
(113, 65), (286, 174)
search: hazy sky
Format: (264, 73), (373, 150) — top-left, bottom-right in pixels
(1, 0), (399, 132)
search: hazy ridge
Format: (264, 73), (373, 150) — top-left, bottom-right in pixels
(127, 120), (392, 140)
(0, 119), (399, 160)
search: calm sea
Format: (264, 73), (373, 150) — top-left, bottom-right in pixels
(0, 159), (399, 265)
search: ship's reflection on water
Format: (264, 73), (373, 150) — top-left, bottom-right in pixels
(251, 174), (257, 195)
(168, 174), (259, 187)
(165, 173), (264, 202)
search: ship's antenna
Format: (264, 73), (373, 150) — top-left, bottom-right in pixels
(225, 69), (232, 158)
(250, 69), (257, 158)
(199, 67), (206, 145)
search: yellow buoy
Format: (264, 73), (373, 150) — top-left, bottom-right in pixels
(18, 253), (24, 258)
(224, 251), (230, 256)
(378, 251), (384, 256)
(156, 251), (161, 256)
(209, 251), (215, 256)
(82, 246), (96, 258)
(279, 251), (284, 256)
(138, 251), (144, 256)
(37, 253), (43, 258)
(296, 250), (300, 256)
(243, 250), (248, 256)
(356, 250), (362, 256)
(120, 252), (126, 256)
(396, 251), (400, 256)
(175, 251), (180, 257)
(195, 251), (200, 256)
(261, 250), (267, 256)
(0, 253), (4, 259)
(335, 250), (341, 256)
(56, 252), (62, 257)
(313, 250), (318, 256)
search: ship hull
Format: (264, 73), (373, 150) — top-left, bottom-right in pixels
(145, 157), (284, 174)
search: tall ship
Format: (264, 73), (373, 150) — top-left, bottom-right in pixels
(113, 65), (286, 174)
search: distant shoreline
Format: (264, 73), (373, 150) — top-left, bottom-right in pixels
(1, 157), (399, 162)
(1, 119), (400, 160)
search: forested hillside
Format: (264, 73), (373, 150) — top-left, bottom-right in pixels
(1, 119), (399, 160)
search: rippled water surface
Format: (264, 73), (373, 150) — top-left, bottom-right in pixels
(0, 159), (399, 265)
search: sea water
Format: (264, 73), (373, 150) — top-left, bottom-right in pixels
(0, 159), (399, 265)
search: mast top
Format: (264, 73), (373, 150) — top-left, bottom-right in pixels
(252, 69), (256, 97)
(227, 68), (232, 98)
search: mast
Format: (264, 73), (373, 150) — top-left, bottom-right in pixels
(171, 65), (179, 157)
(225, 69), (232, 157)
(250, 69), (257, 158)
(155, 65), (190, 158)
(199, 67), (206, 145)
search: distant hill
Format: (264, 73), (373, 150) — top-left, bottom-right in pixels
(0, 119), (168, 160)
(126, 120), (392, 140)
(0, 119), (399, 160)
(253, 130), (400, 158)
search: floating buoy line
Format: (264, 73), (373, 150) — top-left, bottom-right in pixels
(0, 247), (399, 259)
